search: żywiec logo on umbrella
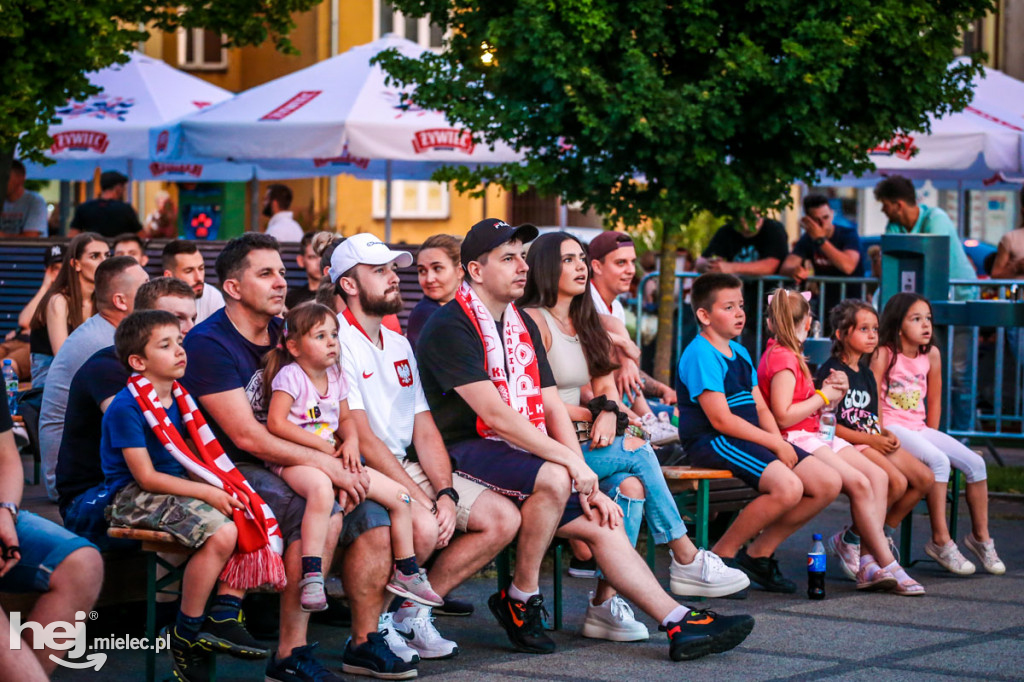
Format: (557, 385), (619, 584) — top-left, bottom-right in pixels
(50, 131), (110, 154)
(869, 134), (918, 161)
(148, 162), (204, 178)
(411, 128), (476, 154)
(313, 146), (371, 169)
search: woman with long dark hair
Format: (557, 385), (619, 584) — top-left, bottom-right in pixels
(519, 232), (749, 641)
(29, 232), (108, 386)
(408, 234), (462, 349)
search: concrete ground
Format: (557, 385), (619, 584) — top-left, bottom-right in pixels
(40, 490), (1022, 682)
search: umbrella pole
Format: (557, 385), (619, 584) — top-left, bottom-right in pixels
(385, 160), (393, 243)
(250, 177), (260, 234)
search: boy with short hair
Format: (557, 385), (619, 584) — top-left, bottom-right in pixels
(675, 274), (842, 592)
(102, 310), (283, 681)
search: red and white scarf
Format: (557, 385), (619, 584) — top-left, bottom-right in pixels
(127, 374), (287, 591)
(455, 281), (547, 441)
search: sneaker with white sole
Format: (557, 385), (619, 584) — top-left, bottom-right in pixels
(581, 592), (650, 642)
(826, 529), (860, 581)
(393, 606), (459, 659)
(963, 534), (1006, 575)
(378, 613), (420, 664)
(924, 540), (976, 576)
(669, 549), (750, 598)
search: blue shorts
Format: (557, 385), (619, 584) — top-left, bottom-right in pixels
(59, 484), (138, 552)
(236, 462), (388, 549)
(685, 435), (812, 490)
(449, 438), (584, 527)
(0, 512), (97, 593)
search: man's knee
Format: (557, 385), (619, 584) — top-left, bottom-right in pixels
(476, 493), (521, 545)
(49, 546), (103, 598)
(533, 463), (571, 500)
(341, 526), (392, 586)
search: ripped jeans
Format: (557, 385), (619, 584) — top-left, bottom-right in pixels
(583, 436), (687, 548)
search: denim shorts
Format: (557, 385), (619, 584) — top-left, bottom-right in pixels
(236, 462), (388, 549)
(0, 511), (97, 593)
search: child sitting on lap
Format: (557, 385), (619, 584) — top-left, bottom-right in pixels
(102, 311), (285, 682)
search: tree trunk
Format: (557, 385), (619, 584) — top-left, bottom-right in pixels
(653, 227), (679, 385)
(0, 148), (14, 213)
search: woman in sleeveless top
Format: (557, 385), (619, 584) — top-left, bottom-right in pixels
(519, 233), (749, 641)
(29, 232), (108, 387)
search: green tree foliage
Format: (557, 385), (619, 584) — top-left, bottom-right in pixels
(378, 0), (992, 379)
(0, 0), (317, 169)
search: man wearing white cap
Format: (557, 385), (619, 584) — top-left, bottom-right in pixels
(330, 234), (521, 666)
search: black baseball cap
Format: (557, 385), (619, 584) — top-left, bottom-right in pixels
(99, 170), (129, 190)
(44, 243), (66, 267)
(461, 218), (539, 264)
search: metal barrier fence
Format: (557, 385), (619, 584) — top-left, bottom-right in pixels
(634, 271), (1024, 450)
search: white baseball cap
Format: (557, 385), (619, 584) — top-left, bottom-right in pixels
(328, 233), (413, 282)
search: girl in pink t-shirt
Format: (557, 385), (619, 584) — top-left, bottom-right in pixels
(759, 289), (921, 594)
(873, 293), (1004, 576)
(264, 303), (443, 611)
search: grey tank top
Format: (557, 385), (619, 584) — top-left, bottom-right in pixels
(538, 308), (591, 408)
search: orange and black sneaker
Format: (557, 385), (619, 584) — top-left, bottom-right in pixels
(662, 609), (754, 661)
(487, 590), (556, 654)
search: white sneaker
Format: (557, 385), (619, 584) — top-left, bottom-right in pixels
(581, 592), (650, 642)
(964, 534), (1006, 575)
(641, 413), (679, 446)
(669, 548), (750, 597)
(393, 606), (459, 659)
(378, 612), (420, 664)
(924, 540), (976, 576)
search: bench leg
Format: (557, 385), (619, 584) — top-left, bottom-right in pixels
(496, 547), (512, 592)
(695, 480), (711, 550)
(949, 470), (962, 544)
(552, 543), (562, 631)
(644, 520), (656, 571)
(146, 553), (158, 682)
(900, 512), (914, 567)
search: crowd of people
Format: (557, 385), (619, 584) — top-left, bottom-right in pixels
(0, 173), (1009, 682)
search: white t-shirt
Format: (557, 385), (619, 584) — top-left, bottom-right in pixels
(590, 282), (625, 323)
(265, 211), (304, 242)
(338, 311), (429, 460)
(195, 283), (226, 323)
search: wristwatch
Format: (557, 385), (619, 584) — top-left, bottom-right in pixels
(0, 502), (18, 519)
(436, 487), (460, 506)
(813, 236), (827, 247)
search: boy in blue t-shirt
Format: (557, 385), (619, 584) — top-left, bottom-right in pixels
(676, 274), (841, 593)
(101, 311), (268, 680)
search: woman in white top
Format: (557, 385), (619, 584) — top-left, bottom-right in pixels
(519, 233), (749, 642)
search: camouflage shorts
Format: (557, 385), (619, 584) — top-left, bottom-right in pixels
(106, 482), (231, 549)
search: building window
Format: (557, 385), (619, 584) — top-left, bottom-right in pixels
(372, 181), (450, 219)
(375, 1), (445, 50)
(178, 28), (228, 70)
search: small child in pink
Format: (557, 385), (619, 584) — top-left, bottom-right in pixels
(759, 289), (922, 595)
(264, 302), (443, 611)
(872, 293), (1004, 576)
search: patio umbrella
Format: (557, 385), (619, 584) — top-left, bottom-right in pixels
(154, 34), (523, 239)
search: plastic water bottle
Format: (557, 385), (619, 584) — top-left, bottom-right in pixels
(808, 533), (826, 600)
(2, 359), (17, 416)
(818, 400), (836, 445)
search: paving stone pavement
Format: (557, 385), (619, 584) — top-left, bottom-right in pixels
(48, 496), (1023, 681)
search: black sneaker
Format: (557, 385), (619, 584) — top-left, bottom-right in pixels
(266, 642), (345, 682)
(168, 626), (213, 682)
(719, 556), (749, 599)
(661, 609), (755, 661)
(197, 610), (270, 659)
(341, 632), (418, 679)
(735, 547), (796, 593)
(568, 557), (598, 579)
(434, 595), (474, 617)
(487, 590), (556, 654)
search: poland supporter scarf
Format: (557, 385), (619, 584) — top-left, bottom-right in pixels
(127, 375), (286, 590)
(455, 281), (547, 441)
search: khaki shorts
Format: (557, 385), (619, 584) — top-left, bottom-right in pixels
(106, 482), (232, 549)
(400, 459), (485, 532)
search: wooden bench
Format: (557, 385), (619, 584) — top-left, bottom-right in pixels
(107, 526), (197, 682)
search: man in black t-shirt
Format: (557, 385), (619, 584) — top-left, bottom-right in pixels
(55, 278), (197, 549)
(69, 170), (143, 238)
(416, 219), (754, 662)
(780, 196), (864, 329)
